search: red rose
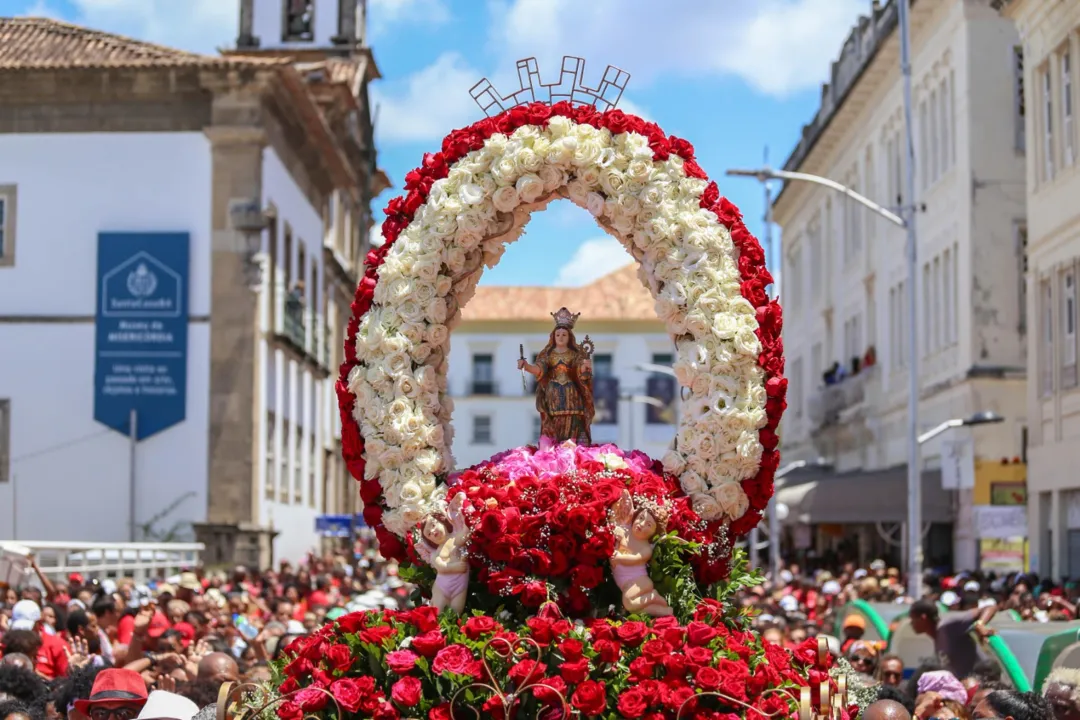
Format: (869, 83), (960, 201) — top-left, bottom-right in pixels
(432, 644), (473, 676)
(617, 689), (649, 717)
(683, 158), (707, 179)
(411, 630), (446, 658)
(603, 109), (629, 134)
(759, 427), (779, 451)
(559, 657), (590, 684)
(593, 639), (621, 664)
(694, 666), (722, 691)
(403, 606), (439, 632)
(278, 677), (298, 695)
(559, 638), (584, 661)
(716, 659), (750, 701)
(532, 676), (568, 707)
(508, 659), (544, 688)
(526, 617), (555, 644)
(276, 702), (302, 720)
(686, 621), (718, 647)
(571, 564), (604, 589)
(324, 644), (352, 673)
(359, 625), (396, 646)
(628, 656), (655, 682)
(372, 701), (399, 720)
(428, 705), (452, 720)
(284, 655), (313, 678)
(294, 685), (329, 713)
(570, 680), (607, 717)
(616, 621), (648, 647)
(641, 639), (672, 662)
(385, 649), (418, 675)
(660, 626), (685, 648)
(390, 676), (422, 708)
(462, 615), (497, 639)
(668, 136), (695, 159)
(685, 646), (713, 665)
(661, 652), (688, 678)
(520, 581), (549, 608)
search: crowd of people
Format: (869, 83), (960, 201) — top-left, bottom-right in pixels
(0, 543), (1077, 720)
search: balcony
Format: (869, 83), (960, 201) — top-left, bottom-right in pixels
(808, 364), (879, 428)
(468, 379), (499, 396)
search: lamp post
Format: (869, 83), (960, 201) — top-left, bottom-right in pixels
(917, 411), (1004, 445)
(619, 393), (665, 451)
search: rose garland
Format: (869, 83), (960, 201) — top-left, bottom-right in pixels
(337, 102), (787, 562)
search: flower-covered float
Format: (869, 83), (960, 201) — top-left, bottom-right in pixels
(240, 61), (859, 720)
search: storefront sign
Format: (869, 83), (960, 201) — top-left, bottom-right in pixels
(979, 538), (1026, 573)
(94, 232), (189, 440)
(974, 505), (1028, 539)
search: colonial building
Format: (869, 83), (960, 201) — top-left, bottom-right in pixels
(996, 0), (1080, 581)
(449, 263), (678, 468)
(0, 0), (388, 566)
(772, 0), (1027, 571)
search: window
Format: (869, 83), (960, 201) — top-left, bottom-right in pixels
(952, 242), (960, 341)
(646, 353), (676, 425)
(280, 420), (291, 503)
(949, 70), (957, 164)
(471, 353), (495, 395)
(294, 426), (303, 503)
(1063, 50), (1074, 167)
(864, 147), (875, 243)
(791, 357), (804, 418)
(943, 249), (954, 345)
(930, 89), (940, 183)
(265, 413), (276, 499)
(938, 76), (951, 173)
(894, 131), (905, 205)
(0, 185), (15, 266)
(787, 245), (802, 313)
(1063, 267), (1077, 388)
(1018, 223), (1029, 335)
(923, 263), (932, 356)
(593, 353), (614, 378)
(473, 415), (493, 444)
(1014, 46), (1026, 152)
(932, 256), (942, 351)
(1043, 279), (1054, 396)
(809, 221), (823, 294)
(885, 136), (896, 207)
(919, 100), (929, 190)
(0, 400), (8, 483)
(282, 0), (314, 41)
(811, 342), (823, 389)
(890, 286), (899, 367)
(1044, 67), (1055, 182)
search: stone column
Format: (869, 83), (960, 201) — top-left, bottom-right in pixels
(203, 115), (266, 534)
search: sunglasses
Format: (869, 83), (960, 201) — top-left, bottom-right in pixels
(88, 707), (141, 720)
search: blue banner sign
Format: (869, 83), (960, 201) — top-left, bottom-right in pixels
(315, 515), (366, 537)
(94, 233), (190, 440)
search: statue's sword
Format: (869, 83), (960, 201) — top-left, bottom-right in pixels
(519, 344), (528, 392)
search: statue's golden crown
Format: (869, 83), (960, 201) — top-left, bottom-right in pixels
(551, 307), (580, 330)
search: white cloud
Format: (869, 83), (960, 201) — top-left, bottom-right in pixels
(554, 237), (631, 287)
(369, 0), (450, 38)
(369, 221), (385, 247)
(21, 0), (63, 19)
(487, 0), (867, 97)
(372, 52), (484, 143)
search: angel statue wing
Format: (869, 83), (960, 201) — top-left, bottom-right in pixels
(612, 489), (634, 526)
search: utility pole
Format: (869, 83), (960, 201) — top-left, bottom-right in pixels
(898, 0), (923, 600)
(750, 147), (774, 570)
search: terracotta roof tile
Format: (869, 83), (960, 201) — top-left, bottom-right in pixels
(462, 263), (660, 322)
(0, 17), (285, 70)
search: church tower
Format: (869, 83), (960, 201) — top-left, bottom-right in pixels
(235, 0), (367, 56)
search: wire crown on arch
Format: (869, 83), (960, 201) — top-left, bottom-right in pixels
(469, 56), (630, 118)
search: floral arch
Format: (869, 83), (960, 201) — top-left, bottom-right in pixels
(336, 102), (787, 569)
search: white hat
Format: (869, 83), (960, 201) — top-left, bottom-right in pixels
(779, 595), (799, 612)
(978, 597), (997, 609)
(779, 570), (794, 584)
(853, 569), (868, 580)
(11, 600), (41, 631)
(822, 580), (842, 596)
(870, 559), (886, 571)
(940, 591), (960, 607)
(137, 691), (199, 720)
(964, 580), (980, 593)
(286, 620), (307, 635)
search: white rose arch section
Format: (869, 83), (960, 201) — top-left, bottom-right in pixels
(347, 117), (769, 537)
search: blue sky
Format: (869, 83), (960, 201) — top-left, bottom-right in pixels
(2, 0), (870, 287)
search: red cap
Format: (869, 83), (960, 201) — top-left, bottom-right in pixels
(68, 573), (84, 585)
(172, 621), (195, 648)
(147, 611), (170, 638)
(73, 669), (148, 715)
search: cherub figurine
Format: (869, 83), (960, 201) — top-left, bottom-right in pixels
(416, 493), (470, 614)
(609, 490), (673, 617)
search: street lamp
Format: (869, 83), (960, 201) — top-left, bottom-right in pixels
(228, 198), (272, 290)
(917, 411), (1004, 445)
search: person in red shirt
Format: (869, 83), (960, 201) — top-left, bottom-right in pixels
(9, 600), (68, 679)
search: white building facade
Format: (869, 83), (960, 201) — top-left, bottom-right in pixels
(449, 266), (678, 468)
(773, 0), (1027, 572)
(0, 0), (386, 566)
(998, 0), (1080, 581)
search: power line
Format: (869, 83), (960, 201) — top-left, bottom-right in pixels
(12, 429), (114, 464)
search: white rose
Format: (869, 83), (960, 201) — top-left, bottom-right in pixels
(567, 179), (589, 207)
(401, 502), (426, 525)
(395, 374), (420, 399)
(690, 373), (711, 396)
(736, 430), (763, 462)
(539, 165), (566, 192)
(662, 449), (687, 475)
(573, 139), (602, 167)
(586, 192), (606, 218)
(599, 168), (626, 196)
(382, 510), (407, 535)
(458, 209), (486, 235)
(578, 167), (601, 188)
(445, 246), (467, 275)
(691, 493), (721, 521)
(426, 324), (450, 348)
(548, 116), (572, 138)
(685, 310), (710, 338)
(492, 185), (520, 213)
(379, 445), (404, 470)
(414, 343), (433, 363)
(435, 275), (453, 296)
(711, 482), (749, 520)
(680, 469), (707, 495)
(694, 432), (719, 461)
(516, 147), (542, 173)
(627, 159), (651, 183)
(414, 448), (443, 474)
(546, 138), (575, 166)
(515, 173), (545, 203)
(413, 282), (436, 305)
(597, 147), (616, 168)
(733, 327), (761, 356)
(492, 156), (518, 184)
(399, 299), (423, 323)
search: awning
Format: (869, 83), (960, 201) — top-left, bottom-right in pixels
(775, 466), (953, 525)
